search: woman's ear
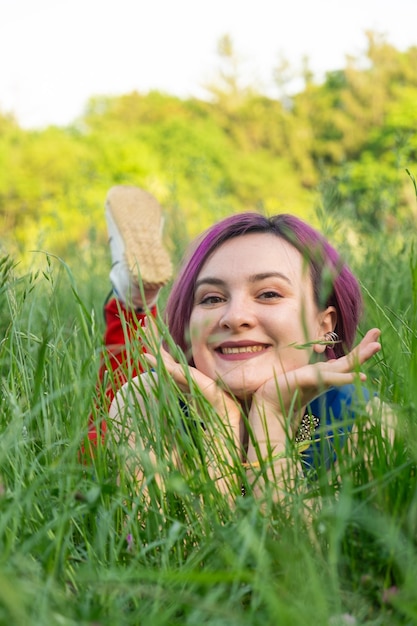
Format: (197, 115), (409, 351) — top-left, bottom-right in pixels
(313, 306), (337, 354)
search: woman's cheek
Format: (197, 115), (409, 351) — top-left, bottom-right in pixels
(274, 346), (312, 374)
(189, 313), (218, 351)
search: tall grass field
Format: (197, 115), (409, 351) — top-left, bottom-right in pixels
(1, 198), (417, 626)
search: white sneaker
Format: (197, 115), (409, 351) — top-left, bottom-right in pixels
(105, 186), (173, 309)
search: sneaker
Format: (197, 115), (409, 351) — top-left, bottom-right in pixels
(105, 186), (173, 308)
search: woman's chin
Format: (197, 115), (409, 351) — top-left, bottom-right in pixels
(216, 375), (262, 400)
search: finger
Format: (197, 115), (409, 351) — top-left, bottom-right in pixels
(319, 370), (367, 386)
(142, 316), (160, 354)
(327, 329), (380, 373)
(143, 352), (157, 368)
(349, 328), (381, 366)
(143, 350), (190, 390)
(358, 328), (381, 351)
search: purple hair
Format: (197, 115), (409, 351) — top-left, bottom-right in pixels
(165, 212), (362, 362)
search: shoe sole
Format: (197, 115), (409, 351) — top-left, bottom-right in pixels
(105, 186), (172, 288)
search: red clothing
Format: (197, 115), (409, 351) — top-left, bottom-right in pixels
(85, 297), (156, 449)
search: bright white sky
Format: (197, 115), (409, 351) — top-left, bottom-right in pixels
(1, 0), (416, 129)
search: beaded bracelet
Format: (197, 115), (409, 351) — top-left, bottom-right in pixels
(294, 413), (320, 444)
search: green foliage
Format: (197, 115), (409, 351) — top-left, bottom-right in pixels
(2, 35), (416, 268)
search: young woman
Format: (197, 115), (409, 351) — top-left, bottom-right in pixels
(91, 186), (381, 497)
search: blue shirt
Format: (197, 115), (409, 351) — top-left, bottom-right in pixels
(301, 384), (370, 472)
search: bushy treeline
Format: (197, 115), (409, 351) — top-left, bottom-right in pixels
(1, 32), (416, 269)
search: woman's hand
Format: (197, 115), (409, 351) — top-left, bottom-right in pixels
(141, 319), (242, 431)
(252, 328), (381, 422)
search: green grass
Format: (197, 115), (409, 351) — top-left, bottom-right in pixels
(0, 222), (417, 626)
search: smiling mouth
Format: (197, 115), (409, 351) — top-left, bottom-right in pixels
(218, 345), (267, 355)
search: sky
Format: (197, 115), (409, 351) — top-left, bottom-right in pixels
(1, 0), (416, 129)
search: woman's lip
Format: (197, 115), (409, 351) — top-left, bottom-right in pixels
(214, 342), (270, 359)
(216, 340), (267, 348)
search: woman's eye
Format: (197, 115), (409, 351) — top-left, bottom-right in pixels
(199, 295), (225, 305)
(258, 291), (282, 300)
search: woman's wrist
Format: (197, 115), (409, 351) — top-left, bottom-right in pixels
(246, 403), (288, 460)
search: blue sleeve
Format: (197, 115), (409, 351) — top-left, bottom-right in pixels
(301, 385), (370, 474)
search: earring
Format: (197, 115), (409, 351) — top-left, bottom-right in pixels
(324, 331), (339, 349)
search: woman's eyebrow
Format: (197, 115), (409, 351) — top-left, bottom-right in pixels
(195, 277), (226, 289)
(195, 272), (292, 289)
(249, 272), (292, 285)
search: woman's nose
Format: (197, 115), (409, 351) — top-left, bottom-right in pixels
(219, 298), (256, 329)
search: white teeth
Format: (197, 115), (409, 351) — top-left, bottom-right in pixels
(221, 345), (265, 354)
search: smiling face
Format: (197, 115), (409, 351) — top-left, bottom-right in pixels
(189, 233), (336, 399)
